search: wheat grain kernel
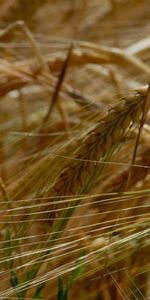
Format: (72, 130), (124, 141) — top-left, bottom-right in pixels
(112, 126), (122, 142)
(86, 133), (98, 146)
(60, 166), (74, 180)
(54, 178), (66, 192)
(105, 111), (118, 122)
(121, 115), (132, 131)
(95, 122), (106, 134)
(132, 106), (142, 123)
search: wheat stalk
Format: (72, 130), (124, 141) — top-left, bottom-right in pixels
(1, 41), (149, 77)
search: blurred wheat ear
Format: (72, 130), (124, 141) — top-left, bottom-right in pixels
(0, 0), (47, 22)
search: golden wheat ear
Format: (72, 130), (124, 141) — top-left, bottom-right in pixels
(45, 86), (147, 228)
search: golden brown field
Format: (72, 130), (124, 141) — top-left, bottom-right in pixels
(0, 1), (150, 299)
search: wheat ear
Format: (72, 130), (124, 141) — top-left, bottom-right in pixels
(46, 86), (147, 226)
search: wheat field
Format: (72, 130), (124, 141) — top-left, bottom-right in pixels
(0, 0), (150, 299)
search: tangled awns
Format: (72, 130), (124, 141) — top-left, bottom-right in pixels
(0, 0), (150, 299)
